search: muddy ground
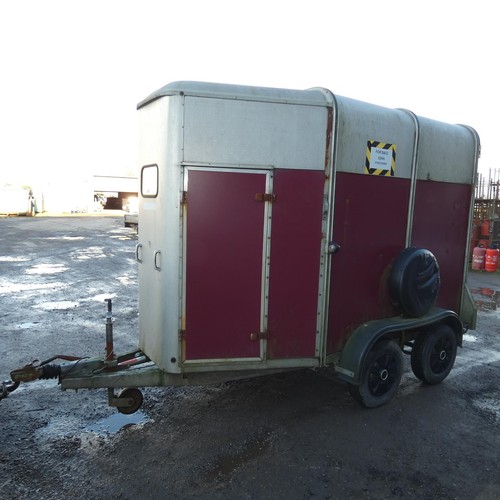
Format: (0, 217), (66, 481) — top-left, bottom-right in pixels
(0, 215), (499, 499)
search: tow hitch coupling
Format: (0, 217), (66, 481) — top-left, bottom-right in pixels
(0, 379), (20, 401)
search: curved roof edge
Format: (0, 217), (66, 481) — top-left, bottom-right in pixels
(137, 81), (334, 109)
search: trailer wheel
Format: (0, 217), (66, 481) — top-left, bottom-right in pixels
(348, 340), (403, 408)
(116, 387), (144, 415)
(389, 247), (440, 317)
(411, 325), (457, 384)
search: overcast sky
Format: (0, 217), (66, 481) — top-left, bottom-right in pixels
(0, 0), (497, 187)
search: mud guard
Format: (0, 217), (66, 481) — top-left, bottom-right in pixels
(334, 307), (463, 385)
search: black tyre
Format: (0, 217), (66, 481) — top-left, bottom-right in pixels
(411, 325), (457, 384)
(389, 247), (440, 317)
(349, 340), (404, 408)
(117, 387), (144, 415)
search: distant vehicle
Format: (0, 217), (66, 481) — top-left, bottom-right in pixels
(124, 196), (138, 230)
(124, 211), (138, 229)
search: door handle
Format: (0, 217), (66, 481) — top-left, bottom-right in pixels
(135, 243), (143, 263)
(154, 250), (161, 271)
(328, 241), (341, 254)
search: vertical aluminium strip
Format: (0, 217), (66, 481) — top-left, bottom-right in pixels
(459, 124), (481, 329)
(179, 95), (187, 364)
(260, 169), (274, 361)
(398, 109), (420, 247)
(180, 166), (188, 363)
(316, 92), (337, 366)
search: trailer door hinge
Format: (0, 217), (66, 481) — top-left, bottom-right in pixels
(250, 331), (268, 341)
(181, 191), (188, 204)
(178, 330), (186, 341)
(255, 193), (275, 203)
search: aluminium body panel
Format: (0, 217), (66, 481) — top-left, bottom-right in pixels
(410, 118), (479, 318)
(332, 96), (418, 179)
(137, 84), (332, 372)
(326, 98), (417, 353)
(183, 96), (328, 170)
(414, 117), (478, 184)
(137, 95), (184, 373)
(325, 97), (479, 355)
(136, 81), (478, 376)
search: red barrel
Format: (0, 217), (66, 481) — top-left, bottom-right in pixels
(480, 220), (490, 237)
(472, 245), (486, 270)
(485, 247), (499, 272)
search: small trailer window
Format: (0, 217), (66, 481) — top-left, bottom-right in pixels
(141, 164), (158, 198)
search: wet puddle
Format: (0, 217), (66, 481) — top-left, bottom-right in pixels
(26, 263), (67, 275)
(0, 281), (67, 294)
(46, 236), (86, 241)
(35, 410), (149, 442)
(71, 247), (107, 260)
(34, 301), (79, 310)
(117, 275), (135, 286)
(0, 256), (30, 262)
(16, 322), (39, 329)
(82, 292), (117, 302)
(111, 235), (134, 241)
(86, 411), (149, 435)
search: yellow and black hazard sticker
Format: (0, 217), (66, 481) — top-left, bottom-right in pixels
(365, 141), (396, 176)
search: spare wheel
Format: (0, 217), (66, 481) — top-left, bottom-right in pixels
(389, 247), (440, 318)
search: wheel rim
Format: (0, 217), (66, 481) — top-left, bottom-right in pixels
(117, 388), (144, 415)
(367, 352), (399, 397)
(429, 335), (454, 375)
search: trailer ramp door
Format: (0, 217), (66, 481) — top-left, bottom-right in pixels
(183, 168), (270, 361)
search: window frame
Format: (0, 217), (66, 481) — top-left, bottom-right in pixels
(141, 164), (159, 198)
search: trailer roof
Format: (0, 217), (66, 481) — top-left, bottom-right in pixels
(137, 81), (334, 109)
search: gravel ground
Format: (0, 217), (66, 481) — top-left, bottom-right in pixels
(0, 215), (499, 499)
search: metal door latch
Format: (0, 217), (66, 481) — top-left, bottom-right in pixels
(328, 241), (341, 254)
(250, 331), (268, 341)
(255, 193), (275, 203)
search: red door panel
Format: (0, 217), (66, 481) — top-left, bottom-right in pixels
(327, 172), (410, 353)
(185, 169), (266, 360)
(266, 169), (324, 359)
(411, 180), (472, 312)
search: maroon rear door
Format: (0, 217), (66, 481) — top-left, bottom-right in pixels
(411, 180), (472, 312)
(265, 168), (325, 359)
(327, 172), (411, 353)
(184, 168), (268, 361)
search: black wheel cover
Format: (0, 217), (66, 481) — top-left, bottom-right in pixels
(389, 247), (440, 317)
